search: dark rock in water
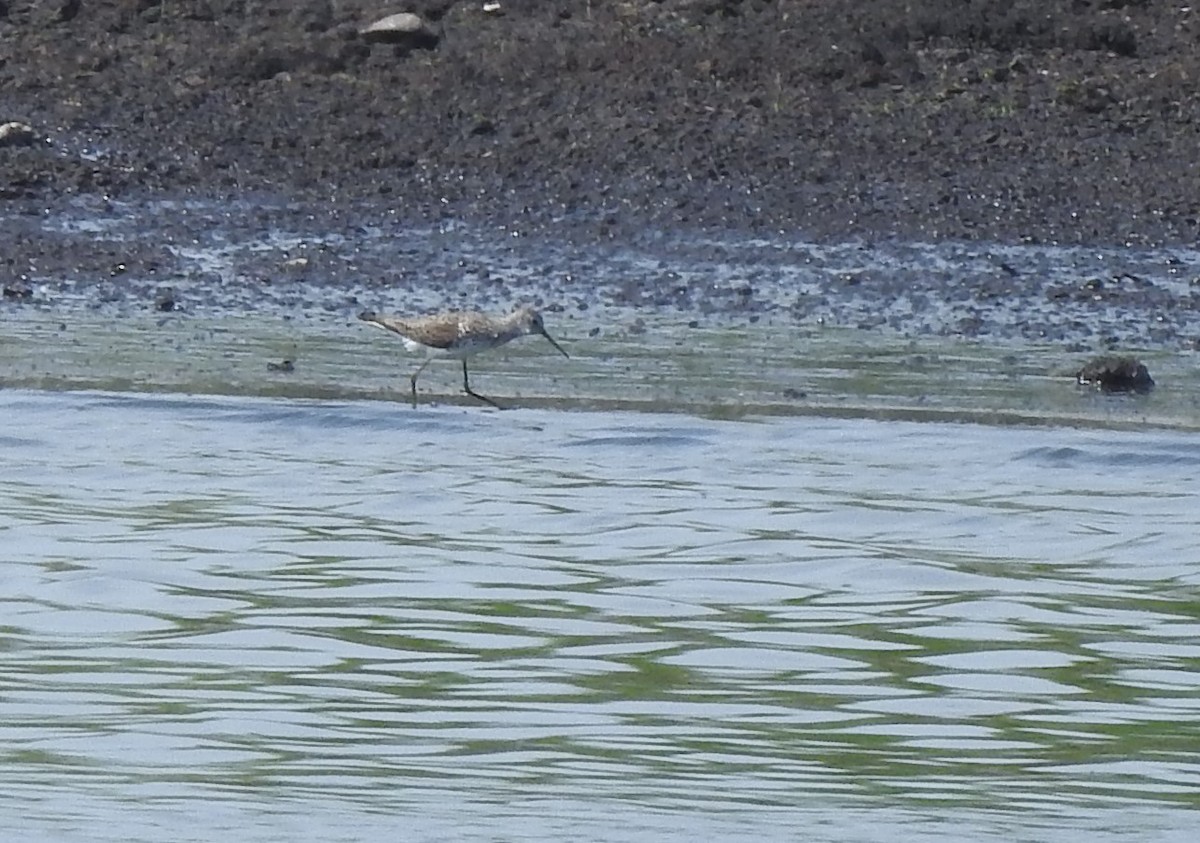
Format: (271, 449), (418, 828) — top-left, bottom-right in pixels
(1076, 355), (1154, 394)
(154, 288), (179, 312)
(3, 280), (33, 299)
(267, 359), (296, 373)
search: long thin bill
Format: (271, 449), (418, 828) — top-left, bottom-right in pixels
(541, 330), (570, 358)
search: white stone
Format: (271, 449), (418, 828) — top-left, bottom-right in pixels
(0, 121), (36, 148)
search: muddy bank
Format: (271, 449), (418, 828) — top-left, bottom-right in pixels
(4, 0), (1200, 363)
(3, 196), (1199, 355)
(2, 0), (1199, 246)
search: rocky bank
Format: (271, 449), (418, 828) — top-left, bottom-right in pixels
(1, 0), (1198, 245)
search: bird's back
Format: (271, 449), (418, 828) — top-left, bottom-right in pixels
(359, 309), (515, 355)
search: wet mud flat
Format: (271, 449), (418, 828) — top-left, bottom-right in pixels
(3, 195), (1200, 353)
(2, 1), (1199, 412)
(1, 193), (1198, 433)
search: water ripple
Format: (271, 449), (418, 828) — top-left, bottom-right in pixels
(1, 390), (1198, 841)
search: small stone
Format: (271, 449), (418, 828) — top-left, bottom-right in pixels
(0, 121), (37, 148)
(3, 281), (33, 299)
(58, 0), (80, 23)
(155, 288), (179, 312)
(1076, 355), (1154, 394)
(360, 13), (439, 49)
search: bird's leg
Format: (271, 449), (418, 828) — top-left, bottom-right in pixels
(409, 358), (433, 407)
(462, 360), (503, 409)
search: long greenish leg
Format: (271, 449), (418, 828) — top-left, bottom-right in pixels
(461, 360), (502, 409)
(409, 358), (433, 407)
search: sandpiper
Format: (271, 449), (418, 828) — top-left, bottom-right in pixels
(358, 305), (569, 408)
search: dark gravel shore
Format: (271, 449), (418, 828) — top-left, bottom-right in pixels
(3, 0), (1199, 245)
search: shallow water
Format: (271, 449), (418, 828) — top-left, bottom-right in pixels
(3, 308), (1198, 430)
(2, 389), (1198, 842)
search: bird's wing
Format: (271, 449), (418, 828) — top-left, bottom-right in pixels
(358, 311), (408, 334)
(358, 310), (465, 350)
